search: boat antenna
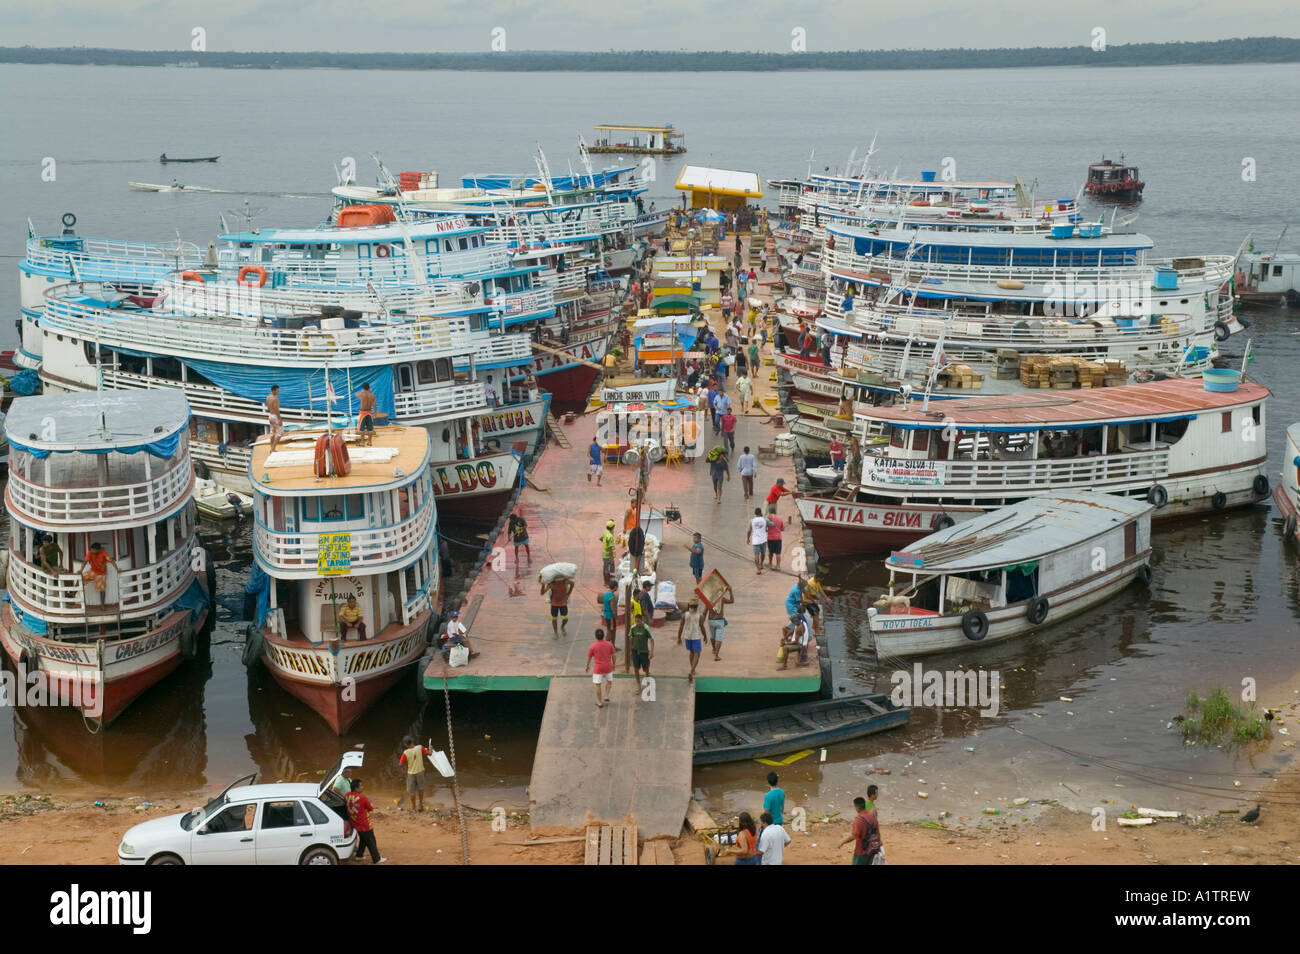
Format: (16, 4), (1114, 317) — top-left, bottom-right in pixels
(1267, 225), (1289, 262)
(225, 199), (267, 234)
(806, 149), (815, 180)
(534, 145), (556, 206)
(577, 135), (596, 189)
(370, 153), (418, 258)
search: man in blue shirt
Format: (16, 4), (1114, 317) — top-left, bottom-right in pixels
(587, 436), (603, 487)
(785, 578), (806, 617)
(764, 772), (786, 825)
(711, 390), (731, 435)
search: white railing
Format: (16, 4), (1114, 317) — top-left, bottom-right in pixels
(393, 382), (487, 419)
(485, 218), (602, 245)
(533, 269), (588, 297)
(254, 502), (434, 574)
(490, 288), (555, 318)
(824, 243), (1153, 290)
(193, 440), (253, 474)
(24, 236), (204, 282)
(7, 454), (192, 526)
(217, 244), (511, 282)
(7, 541), (196, 620)
(158, 274), (484, 318)
(468, 332), (534, 366)
(43, 286), (476, 365)
(863, 447), (1172, 493)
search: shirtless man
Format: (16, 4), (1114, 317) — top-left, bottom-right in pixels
(356, 382), (378, 447)
(267, 384), (284, 453)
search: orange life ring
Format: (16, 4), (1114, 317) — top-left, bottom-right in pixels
(180, 270), (206, 283)
(313, 434), (330, 478)
(237, 264), (268, 287)
(328, 433), (351, 476)
(909, 200), (929, 207)
(375, 244), (392, 258)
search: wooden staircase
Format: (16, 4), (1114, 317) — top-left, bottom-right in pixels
(545, 413), (571, 449)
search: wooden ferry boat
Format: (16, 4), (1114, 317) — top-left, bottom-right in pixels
(0, 389), (209, 726)
(796, 376), (1272, 557)
(242, 421), (440, 733)
(868, 493), (1153, 657)
(1084, 157), (1144, 199)
(587, 124), (685, 156)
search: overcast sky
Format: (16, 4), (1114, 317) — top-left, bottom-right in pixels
(2, 0), (1296, 52)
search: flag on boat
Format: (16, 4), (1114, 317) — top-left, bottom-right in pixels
(326, 379), (339, 403)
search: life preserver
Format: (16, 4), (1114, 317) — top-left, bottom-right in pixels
(1213, 321), (1230, 342)
(180, 270), (206, 283)
(961, 609), (989, 641)
(314, 433), (330, 478)
(1026, 596), (1050, 626)
(1147, 484), (1168, 508)
(1211, 491), (1227, 510)
(328, 433), (351, 476)
(1252, 475), (1269, 497)
(1136, 564), (1153, 585)
(237, 265), (268, 287)
(375, 244), (391, 258)
(931, 513), (955, 530)
(909, 200), (929, 207)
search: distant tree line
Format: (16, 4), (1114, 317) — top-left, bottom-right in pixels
(1, 37), (1298, 70)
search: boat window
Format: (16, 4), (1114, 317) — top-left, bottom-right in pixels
(1005, 565), (1038, 603)
(1274, 265), (1284, 277)
(1252, 404), (1261, 426)
(1154, 419), (1188, 443)
(913, 430), (930, 453)
(260, 800), (310, 830)
(1124, 522), (1137, 558)
(397, 364), (413, 391)
(889, 427), (907, 449)
(944, 570), (1002, 613)
(1221, 412), (1232, 434)
(416, 360), (438, 385)
(309, 495), (365, 521)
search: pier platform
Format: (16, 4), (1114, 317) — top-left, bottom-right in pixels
(529, 675), (695, 838)
(424, 391), (820, 694)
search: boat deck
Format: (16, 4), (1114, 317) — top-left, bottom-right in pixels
(251, 424), (427, 492)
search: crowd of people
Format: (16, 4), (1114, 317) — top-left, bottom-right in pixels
(723, 772), (885, 865)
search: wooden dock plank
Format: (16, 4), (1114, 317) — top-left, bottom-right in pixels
(531, 676), (696, 839)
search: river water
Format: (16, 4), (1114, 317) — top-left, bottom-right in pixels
(0, 63), (1297, 825)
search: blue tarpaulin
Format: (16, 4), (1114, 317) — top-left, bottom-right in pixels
(245, 564), (271, 628)
(8, 369), (40, 396)
(171, 577), (210, 622)
(183, 360), (396, 420)
(8, 423), (186, 460)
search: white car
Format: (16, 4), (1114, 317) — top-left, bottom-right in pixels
(118, 750), (362, 866)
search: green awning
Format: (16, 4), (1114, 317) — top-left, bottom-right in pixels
(650, 294), (703, 310)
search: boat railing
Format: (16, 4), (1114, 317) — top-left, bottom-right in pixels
(254, 502), (435, 576)
(158, 274), (484, 316)
(488, 287), (556, 318)
(24, 236), (204, 280)
(862, 447), (1173, 493)
(7, 540), (196, 621)
(101, 368), (315, 428)
(192, 439), (254, 475)
(533, 269), (588, 296)
(217, 243), (512, 281)
(487, 218), (602, 245)
(6, 450), (193, 526)
(42, 286), (477, 364)
(824, 245), (1152, 289)
(393, 382), (488, 420)
(467, 332), (535, 366)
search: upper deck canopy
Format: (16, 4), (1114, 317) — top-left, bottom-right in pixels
(861, 379), (1269, 431)
(887, 492), (1152, 572)
(5, 389), (189, 458)
(675, 166), (762, 211)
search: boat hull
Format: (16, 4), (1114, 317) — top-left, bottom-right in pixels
(1274, 484), (1300, 543)
(261, 614), (431, 734)
(692, 694), (909, 765)
(0, 604), (200, 726)
(870, 557), (1147, 657)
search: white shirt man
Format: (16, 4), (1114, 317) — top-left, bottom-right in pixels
(757, 817), (791, 865)
(749, 514), (769, 547)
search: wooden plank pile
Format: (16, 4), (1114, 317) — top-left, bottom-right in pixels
(584, 824), (639, 865)
(1019, 355), (1125, 389)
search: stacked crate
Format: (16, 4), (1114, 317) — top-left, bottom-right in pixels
(995, 349), (1020, 380)
(939, 364), (984, 389)
(1019, 355), (1052, 388)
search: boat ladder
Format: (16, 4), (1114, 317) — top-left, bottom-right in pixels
(545, 413), (571, 449)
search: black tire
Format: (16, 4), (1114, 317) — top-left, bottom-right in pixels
(1211, 491), (1228, 510)
(931, 513), (956, 531)
(180, 627), (196, 661)
(1253, 475), (1269, 497)
(1136, 564), (1153, 585)
(242, 626), (264, 669)
(1213, 321), (1230, 342)
(1284, 514), (1298, 539)
(415, 651), (436, 702)
(300, 846), (338, 866)
(147, 853), (183, 866)
(1147, 485), (1168, 509)
(1026, 597), (1050, 626)
(961, 609), (989, 641)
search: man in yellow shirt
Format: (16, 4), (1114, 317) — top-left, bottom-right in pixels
(399, 736), (433, 812)
(338, 594), (366, 640)
(600, 520), (617, 586)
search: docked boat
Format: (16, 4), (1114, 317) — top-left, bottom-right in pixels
(194, 475), (253, 520)
(587, 123), (686, 156)
(1274, 423), (1300, 544)
(692, 694), (908, 765)
(796, 375), (1272, 557)
(1234, 237), (1299, 307)
(242, 421), (440, 733)
(867, 492), (1153, 657)
(0, 389), (210, 726)
(1083, 157), (1144, 198)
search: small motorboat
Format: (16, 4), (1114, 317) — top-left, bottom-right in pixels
(804, 465), (844, 488)
(194, 477), (253, 519)
(159, 155), (220, 163)
(129, 181), (224, 193)
(693, 694), (908, 765)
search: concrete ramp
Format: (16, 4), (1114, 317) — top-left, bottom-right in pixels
(529, 676), (695, 839)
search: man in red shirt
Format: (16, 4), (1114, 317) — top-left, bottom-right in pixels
(542, 576), (573, 638)
(584, 628), (616, 708)
(720, 409), (737, 455)
(765, 477), (789, 515)
(345, 777), (385, 864)
(839, 788), (881, 865)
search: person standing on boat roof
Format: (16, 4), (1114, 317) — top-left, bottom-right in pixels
(266, 385), (283, 454)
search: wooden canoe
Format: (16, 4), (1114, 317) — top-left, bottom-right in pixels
(160, 156), (220, 163)
(693, 693), (908, 765)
